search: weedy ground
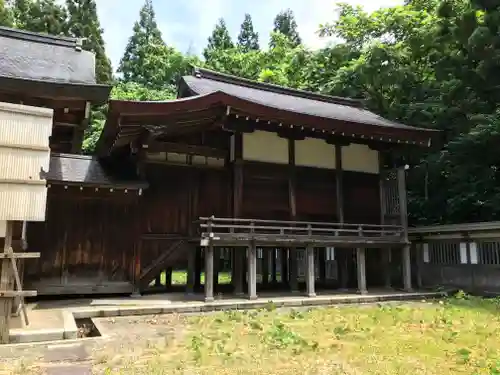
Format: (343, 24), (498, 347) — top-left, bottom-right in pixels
(5, 292), (500, 375)
(95, 292), (500, 374)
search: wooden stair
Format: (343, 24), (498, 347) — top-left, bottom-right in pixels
(138, 240), (190, 290)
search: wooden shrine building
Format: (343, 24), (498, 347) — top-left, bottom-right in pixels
(0, 27), (438, 300)
(30, 66), (435, 300)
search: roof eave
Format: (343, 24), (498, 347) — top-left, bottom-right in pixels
(0, 76), (112, 105)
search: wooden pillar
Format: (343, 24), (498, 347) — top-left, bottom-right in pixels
(247, 242), (257, 300)
(165, 268), (172, 289)
(186, 248), (195, 295)
(204, 244), (214, 302)
(280, 248), (288, 285)
(233, 248), (244, 296)
(0, 221), (14, 344)
(335, 143), (348, 291)
(384, 248), (392, 289)
(289, 247), (299, 292)
(271, 249), (277, 283)
(356, 247), (367, 295)
(306, 245), (316, 297)
(335, 144), (344, 224)
(339, 250), (349, 291)
(319, 248), (326, 286)
(262, 248), (269, 286)
(402, 245), (412, 292)
(194, 248), (202, 292)
(397, 167), (412, 292)
(213, 247), (221, 294)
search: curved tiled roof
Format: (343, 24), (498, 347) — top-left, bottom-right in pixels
(182, 67), (431, 133)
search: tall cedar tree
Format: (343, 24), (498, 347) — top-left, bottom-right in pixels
(203, 18), (233, 60)
(65, 0), (112, 83)
(237, 13), (259, 52)
(0, 0), (13, 26)
(118, 0), (164, 85)
(271, 9), (301, 48)
(12, 0), (67, 35)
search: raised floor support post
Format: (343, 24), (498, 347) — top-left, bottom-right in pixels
(356, 247), (367, 295)
(194, 248), (202, 292)
(271, 249), (277, 283)
(186, 248), (195, 295)
(233, 248), (244, 296)
(262, 248), (269, 286)
(204, 244), (214, 302)
(384, 247), (392, 289)
(402, 244), (412, 292)
(247, 242), (257, 300)
(280, 248), (288, 285)
(306, 245), (316, 297)
(289, 247), (299, 292)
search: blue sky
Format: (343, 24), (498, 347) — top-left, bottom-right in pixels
(92, 0), (403, 72)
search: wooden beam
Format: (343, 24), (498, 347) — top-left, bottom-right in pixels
(145, 141), (228, 159)
(0, 291), (37, 298)
(0, 253), (40, 259)
(0, 221), (13, 344)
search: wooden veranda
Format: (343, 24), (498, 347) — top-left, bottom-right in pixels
(194, 216), (412, 301)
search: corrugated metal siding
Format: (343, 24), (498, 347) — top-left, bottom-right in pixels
(0, 148), (50, 181)
(0, 102), (53, 147)
(0, 102), (52, 221)
(0, 183), (48, 221)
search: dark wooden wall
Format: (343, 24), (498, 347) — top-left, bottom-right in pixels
(24, 155), (382, 291)
(24, 186), (140, 287)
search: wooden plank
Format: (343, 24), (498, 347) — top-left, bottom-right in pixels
(6, 247), (29, 325)
(0, 291), (37, 297)
(0, 252), (40, 259)
(0, 221), (14, 344)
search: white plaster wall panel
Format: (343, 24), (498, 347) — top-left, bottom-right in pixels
(295, 137), (336, 169)
(0, 102), (53, 148)
(341, 143), (380, 174)
(243, 130), (288, 164)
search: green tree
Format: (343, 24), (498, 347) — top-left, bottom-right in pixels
(0, 0), (13, 26)
(117, 0), (164, 85)
(65, 0), (113, 83)
(203, 18), (234, 61)
(237, 13), (259, 52)
(271, 9), (301, 48)
(11, 0), (67, 35)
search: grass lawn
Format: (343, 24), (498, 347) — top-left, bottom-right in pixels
(99, 293), (500, 374)
(166, 270), (232, 285)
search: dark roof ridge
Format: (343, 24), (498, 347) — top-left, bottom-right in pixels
(192, 66), (364, 108)
(0, 26), (82, 50)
